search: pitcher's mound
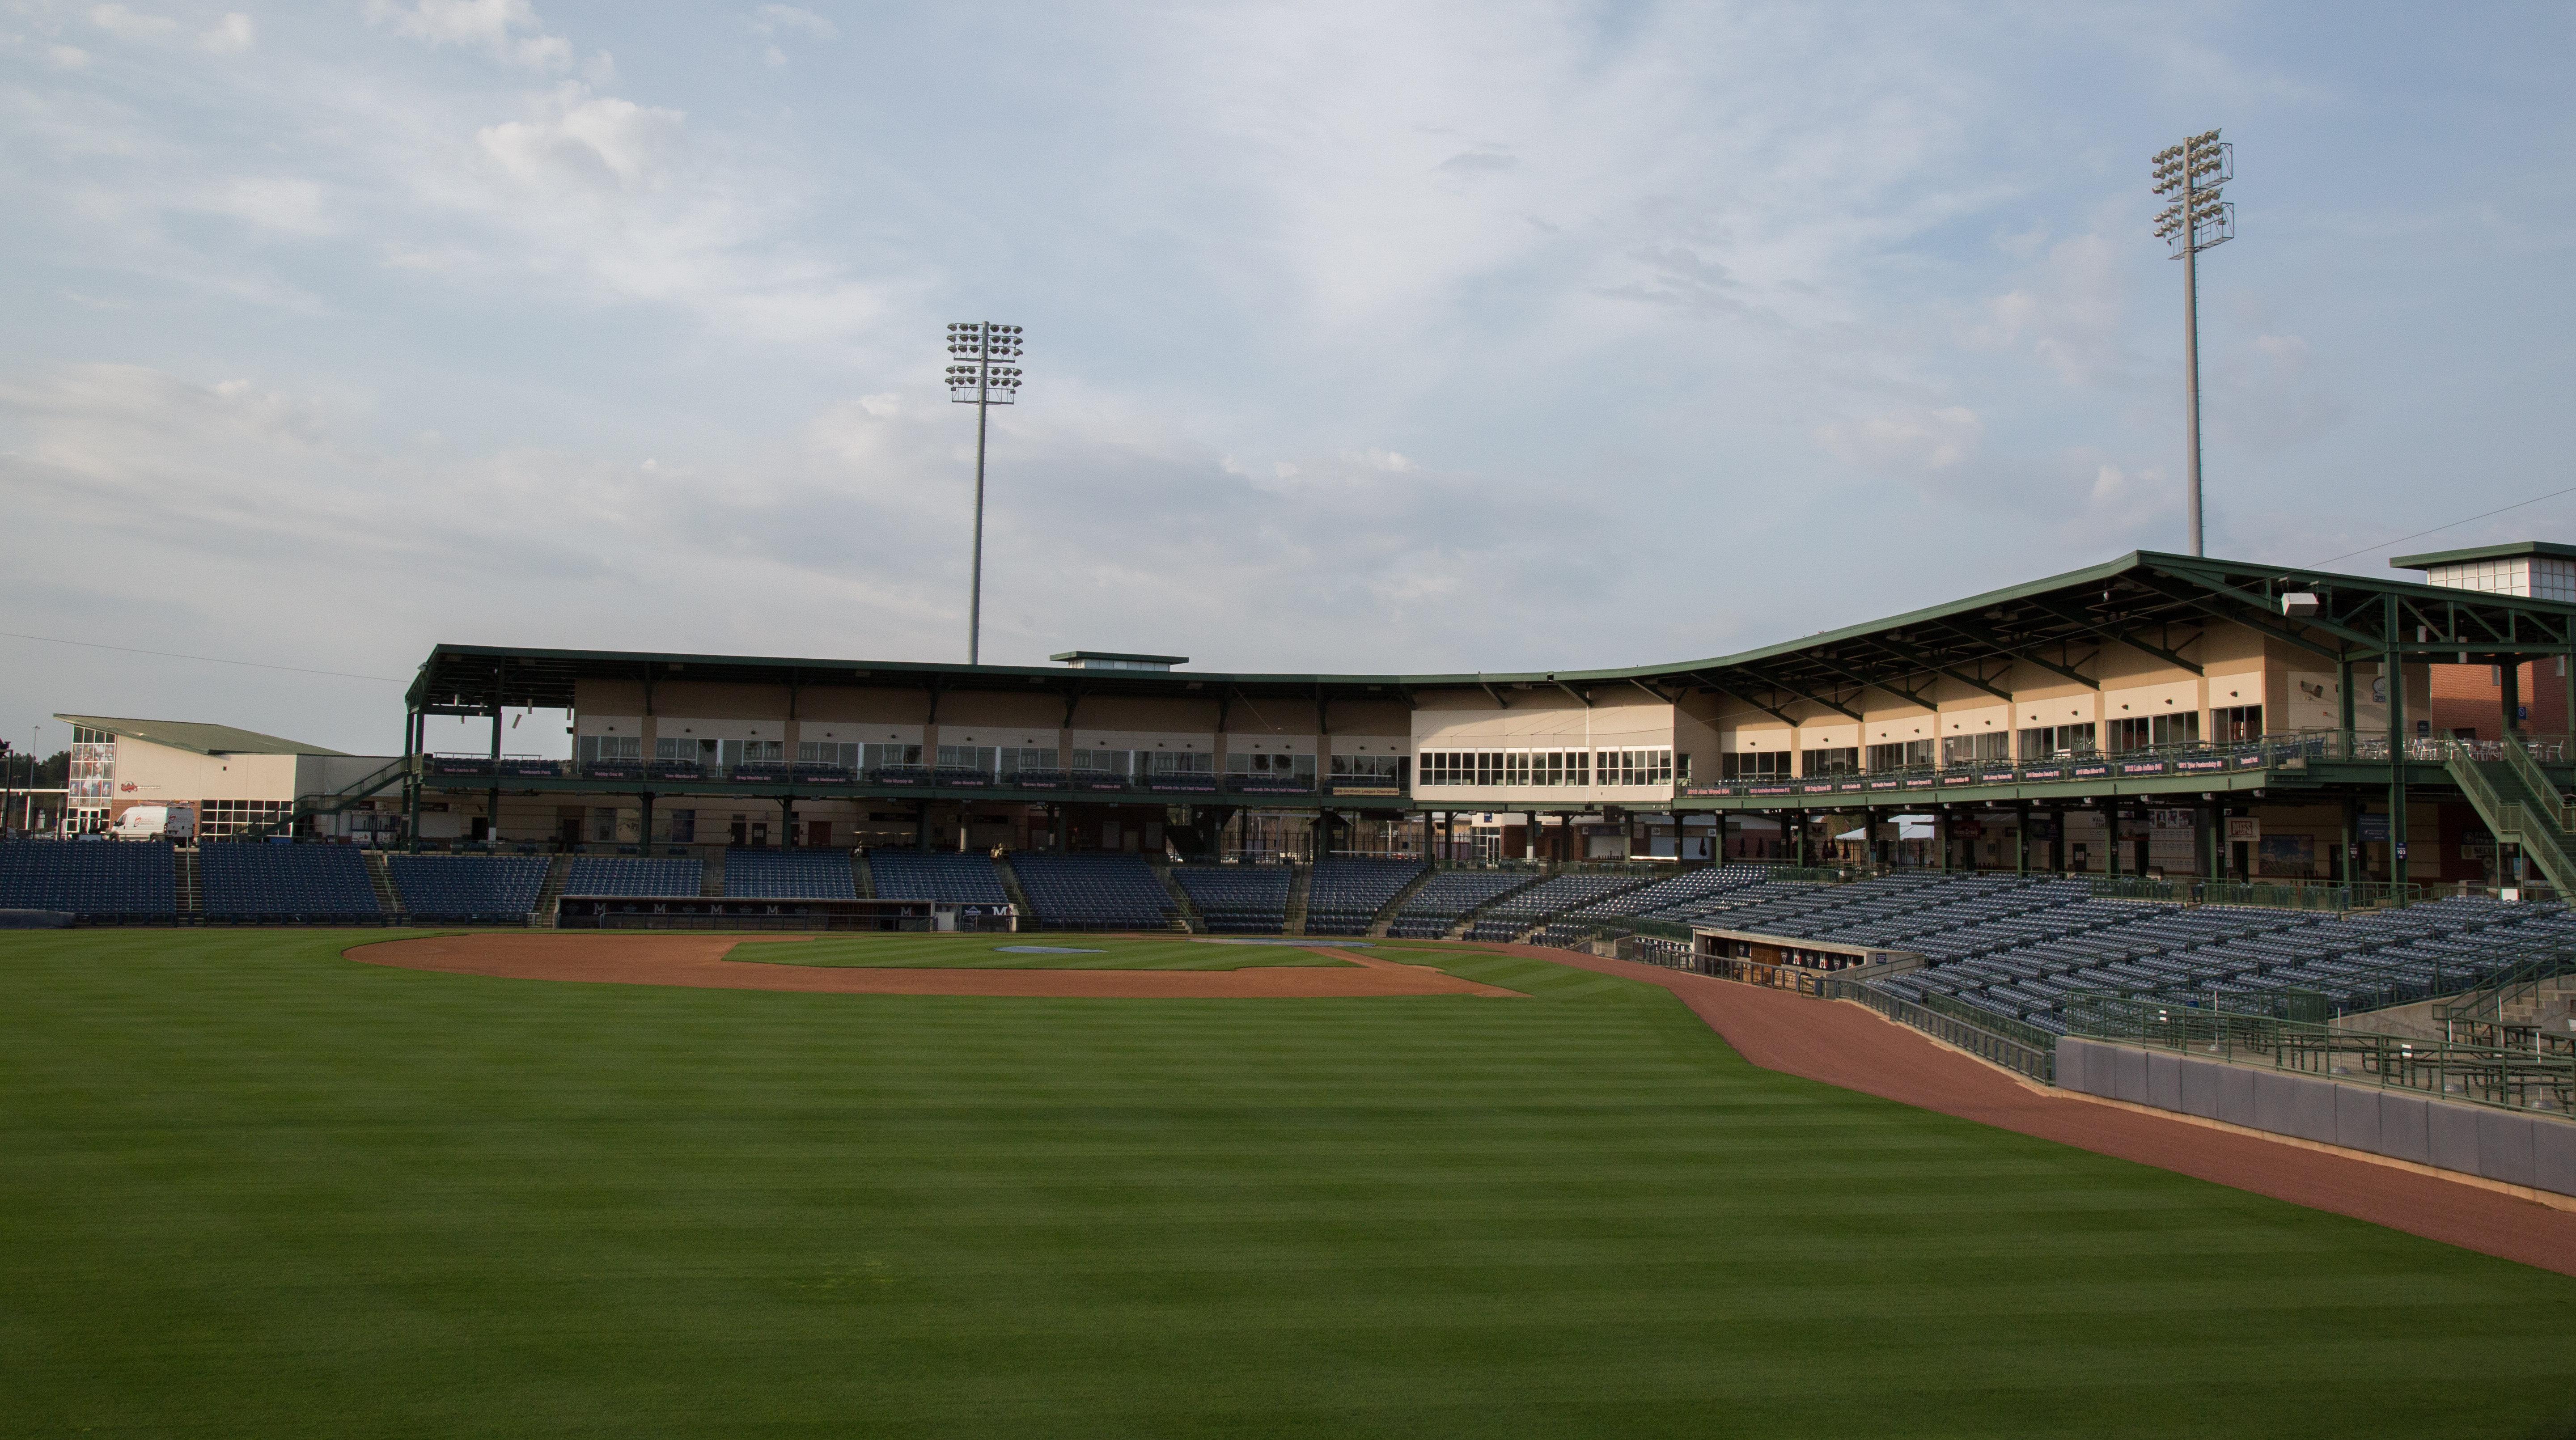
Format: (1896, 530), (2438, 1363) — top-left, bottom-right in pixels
(350, 933), (1518, 998)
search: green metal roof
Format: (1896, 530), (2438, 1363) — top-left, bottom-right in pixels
(1049, 650), (1189, 665)
(407, 548), (2576, 714)
(2389, 541), (2576, 570)
(55, 714), (351, 757)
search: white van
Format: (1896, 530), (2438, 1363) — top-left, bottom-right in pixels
(110, 803), (197, 843)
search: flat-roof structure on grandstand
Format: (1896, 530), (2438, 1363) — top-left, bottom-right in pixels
(376, 546), (2576, 893)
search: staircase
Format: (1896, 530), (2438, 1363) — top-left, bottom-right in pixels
(852, 850), (876, 898)
(699, 849), (725, 897)
(1443, 874), (1544, 940)
(244, 754), (414, 843)
(992, 853), (1034, 920)
(2446, 738), (2576, 894)
(1283, 863), (1311, 936)
(174, 848), (202, 915)
(1366, 867), (1437, 938)
(530, 854), (571, 927)
(1154, 863), (1204, 934)
(361, 851), (401, 917)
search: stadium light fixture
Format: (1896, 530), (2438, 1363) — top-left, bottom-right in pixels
(945, 322), (1025, 665)
(2152, 129), (2234, 557)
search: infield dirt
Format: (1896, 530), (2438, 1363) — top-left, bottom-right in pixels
(350, 933), (1520, 998)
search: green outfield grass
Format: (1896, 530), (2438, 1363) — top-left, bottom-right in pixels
(737, 932), (1361, 969)
(4, 928), (2573, 1440)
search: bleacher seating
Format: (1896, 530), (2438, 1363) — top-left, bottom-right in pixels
(1303, 858), (1425, 935)
(1388, 869), (1538, 939)
(1173, 864), (1291, 932)
(0, 839), (176, 915)
(1575, 864), (2576, 1038)
(200, 843), (381, 920)
(1463, 872), (1652, 940)
(563, 856), (703, 897)
(724, 848), (858, 899)
(867, 851), (1009, 904)
(387, 854), (550, 920)
(1009, 853), (1177, 930)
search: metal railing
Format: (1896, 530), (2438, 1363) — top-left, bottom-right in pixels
(2504, 734), (2576, 831)
(2066, 995), (2572, 1116)
(1838, 982), (2057, 1084)
(2091, 875), (2428, 911)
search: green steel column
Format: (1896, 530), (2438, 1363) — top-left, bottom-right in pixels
(2340, 795), (2357, 885)
(404, 705), (421, 855)
(639, 791), (654, 855)
(486, 693), (503, 848)
(2015, 802), (2028, 875)
(2107, 807), (2120, 878)
(2338, 654), (2356, 748)
(2563, 644), (2575, 742)
(2386, 593), (2408, 885)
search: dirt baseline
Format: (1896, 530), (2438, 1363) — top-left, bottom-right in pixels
(349, 934), (1519, 999)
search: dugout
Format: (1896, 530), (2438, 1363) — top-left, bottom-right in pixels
(555, 895), (1018, 932)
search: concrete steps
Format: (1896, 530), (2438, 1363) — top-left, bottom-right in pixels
(1152, 863), (1203, 934)
(1367, 868), (1437, 939)
(361, 851), (400, 916)
(1283, 863), (1311, 936)
(531, 854), (570, 927)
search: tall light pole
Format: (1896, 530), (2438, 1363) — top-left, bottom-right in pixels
(945, 322), (1024, 665)
(2152, 130), (2233, 557)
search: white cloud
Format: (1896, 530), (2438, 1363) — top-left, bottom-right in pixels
(1970, 229), (2131, 386)
(476, 85), (684, 192)
(90, 5), (180, 41)
(754, 5), (838, 41)
(47, 43), (92, 69)
(200, 12), (253, 53)
(1815, 406), (1984, 472)
(368, 0), (572, 70)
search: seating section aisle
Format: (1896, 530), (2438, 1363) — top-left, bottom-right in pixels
(200, 843), (381, 919)
(1173, 865), (1291, 932)
(1303, 859), (1425, 935)
(387, 855), (550, 920)
(563, 856), (703, 897)
(866, 851), (1009, 904)
(724, 849), (859, 899)
(1462, 872), (1652, 941)
(1010, 854), (1177, 930)
(1389, 870), (1537, 939)
(0, 839), (176, 915)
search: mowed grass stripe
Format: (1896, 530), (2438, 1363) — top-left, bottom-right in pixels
(3, 929), (2572, 1440)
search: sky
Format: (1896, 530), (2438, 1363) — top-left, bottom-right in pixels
(3, 0), (2572, 759)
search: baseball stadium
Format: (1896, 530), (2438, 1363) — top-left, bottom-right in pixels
(6, 542), (2576, 1437)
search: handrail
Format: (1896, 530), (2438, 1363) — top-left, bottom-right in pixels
(2067, 995), (2573, 1117)
(241, 754), (416, 843)
(1838, 982), (2056, 1084)
(2501, 800), (2576, 896)
(2504, 733), (2576, 831)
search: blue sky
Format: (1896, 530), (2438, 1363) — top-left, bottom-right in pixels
(3, 0), (2572, 756)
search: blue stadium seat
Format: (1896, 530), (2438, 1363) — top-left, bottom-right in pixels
(200, 843), (381, 921)
(1008, 854), (1176, 930)
(388, 854), (550, 920)
(0, 839), (177, 916)
(1173, 864), (1290, 932)
(1302, 859), (1424, 936)
(563, 856), (703, 897)
(866, 851), (1009, 904)
(724, 849), (859, 899)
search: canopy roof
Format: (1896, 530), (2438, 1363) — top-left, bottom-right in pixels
(408, 549), (2576, 716)
(56, 714), (350, 757)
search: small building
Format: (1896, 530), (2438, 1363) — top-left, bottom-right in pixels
(55, 715), (400, 842)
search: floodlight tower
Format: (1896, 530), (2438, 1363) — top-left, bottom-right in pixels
(2152, 130), (2233, 557)
(945, 321), (1024, 665)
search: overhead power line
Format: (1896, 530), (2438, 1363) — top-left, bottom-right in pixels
(0, 631), (405, 684)
(2305, 483), (2576, 572)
